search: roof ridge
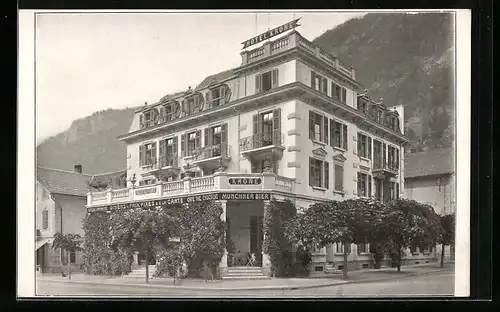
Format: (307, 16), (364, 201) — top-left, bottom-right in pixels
(37, 166), (92, 177)
(91, 169), (127, 176)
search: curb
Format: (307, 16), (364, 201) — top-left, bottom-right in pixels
(37, 268), (449, 291)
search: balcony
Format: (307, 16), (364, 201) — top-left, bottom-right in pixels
(86, 172), (296, 209)
(191, 144), (230, 171)
(239, 131), (285, 161)
(141, 155), (180, 180)
(372, 159), (399, 180)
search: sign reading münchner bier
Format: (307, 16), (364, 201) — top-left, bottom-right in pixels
(241, 18), (301, 49)
(87, 192), (272, 213)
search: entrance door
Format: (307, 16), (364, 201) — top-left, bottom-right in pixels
(250, 216), (264, 266)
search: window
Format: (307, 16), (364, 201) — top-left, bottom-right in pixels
(330, 119), (348, 150)
(309, 111), (328, 143)
(311, 71), (328, 95)
(388, 145), (400, 170)
(335, 243), (351, 254)
(208, 85), (231, 108)
(309, 158), (329, 189)
(163, 101), (180, 122)
(334, 164), (344, 192)
(357, 133), (372, 160)
(390, 182), (400, 200)
(182, 94), (204, 117)
(357, 243), (368, 254)
(140, 109), (158, 129)
(159, 136), (178, 167)
(256, 69), (279, 94)
(139, 142), (157, 166)
(252, 109), (281, 148)
(373, 140), (383, 169)
(181, 130), (201, 157)
(211, 88), (221, 107)
(357, 97), (369, 114)
(251, 159), (279, 174)
(331, 82), (347, 103)
(42, 210), (48, 230)
(357, 172), (372, 197)
(70, 251), (76, 264)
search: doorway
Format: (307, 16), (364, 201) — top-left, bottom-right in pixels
(250, 216), (264, 266)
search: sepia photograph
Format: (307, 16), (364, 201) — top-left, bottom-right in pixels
(18, 9), (471, 298)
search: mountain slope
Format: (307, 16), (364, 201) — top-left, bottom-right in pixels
(36, 13), (455, 174)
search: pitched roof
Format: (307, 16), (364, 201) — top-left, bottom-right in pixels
(88, 169), (127, 187)
(36, 167), (92, 197)
(404, 147), (455, 179)
(195, 68), (237, 90)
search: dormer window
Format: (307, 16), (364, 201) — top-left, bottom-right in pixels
(140, 109), (158, 129)
(182, 93), (204, 117)
(357, 98), (369, 115)
(207, 84), (231, 108)
(331, 82), (347, 103)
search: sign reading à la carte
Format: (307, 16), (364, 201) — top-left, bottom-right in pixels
(241, 18), (301, 49)
(87, 192), (272, 213)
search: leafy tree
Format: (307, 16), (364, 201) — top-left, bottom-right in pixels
(110, 206), (177, 283)
(262, 198), (297, 277)
(438, 213), (455, 267)
(52, 232), (83, 279)
(381, 199), (443, 272)
(171, 201), (225, 279)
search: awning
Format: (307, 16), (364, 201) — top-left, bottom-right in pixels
(36, 238), (52, 250)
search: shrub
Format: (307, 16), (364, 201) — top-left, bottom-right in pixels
(155, 245), (186, 279)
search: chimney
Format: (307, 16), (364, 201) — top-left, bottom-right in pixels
(74, 165), (82, 174)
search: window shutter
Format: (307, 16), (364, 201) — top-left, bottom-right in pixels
(383, 143), (387, 167)
(310, 71), (315, 89)
(198, 93), (205, 112)
(357, 133), (362, 156)
(139, 145), (144, 166)
(206, 90), (212, 109)
(357, 172), (362, 196)
(139, 114), (144, 129)
(181, 134), (186, 157)
(309, 111), (315, 140)
(224, 85), (232, 104)
(330, 119), (334, 147)
(343, 124), (348, 150)
(159, 139), (166, 164)
(151, 142), (157, 164)
(323, 116), (328, 144)
(396, 148), (400, 170)
(195, 130), (201, 149)
(368, 137), (372, 160)
(273, 108), (281, 144)
(221, 123), (228, 157)
(341, 87), (347, 103)
(252, 114), (259, 135)
(309, 158), (314, 187)
(255, 73), (261, 94)
(368, 175), (372, 198)
(324, 161), (329, 189)
(271, 69), (279, 89)
(174, 102), (181, 118)
(204, 127), (210, 147)
(322, 77), (328, 94)
(172, 136), (178, 157)
(181, 100), (188, 117)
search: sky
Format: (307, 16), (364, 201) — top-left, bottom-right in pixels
(35, 11), (366, 143)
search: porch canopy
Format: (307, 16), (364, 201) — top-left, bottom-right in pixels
(36, 238), (52, 251)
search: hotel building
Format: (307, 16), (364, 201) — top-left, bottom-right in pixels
(86, 26), (408, 276)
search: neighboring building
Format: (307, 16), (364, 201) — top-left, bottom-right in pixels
(86, 26), (409, 276)
(405, 147), (456, 262)
(36, 165), (90, 273)
(87, 169), (127, 191)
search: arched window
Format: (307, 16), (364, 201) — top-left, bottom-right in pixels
(206, 84), (232, 109)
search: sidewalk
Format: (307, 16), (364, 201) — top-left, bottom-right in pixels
(37, 262), (454, 291)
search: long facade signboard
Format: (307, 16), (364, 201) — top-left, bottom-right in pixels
(87, 192), (272, 213)
(241, 18), (300, 49)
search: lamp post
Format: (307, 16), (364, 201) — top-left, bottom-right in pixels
(129, 173), (137, 188)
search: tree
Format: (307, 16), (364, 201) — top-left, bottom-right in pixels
(262, 198), (297, 277)
(172, 201), (225, 279)
(110, 206), (176, 283)
(381, 199), (443, 272)
(285, 199), (385, 278)
(438, 213), (455, 267)
(52, 232), (83, 279)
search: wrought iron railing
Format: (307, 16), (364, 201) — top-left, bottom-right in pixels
(239, 131), (284, 152)
(192, 144), (228, 162)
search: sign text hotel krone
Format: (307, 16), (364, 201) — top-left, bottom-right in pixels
(241, 18), (301, 49)
(87, 192), (272, 213)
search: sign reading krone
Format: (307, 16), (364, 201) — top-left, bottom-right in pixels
(241, 18), (301, 49)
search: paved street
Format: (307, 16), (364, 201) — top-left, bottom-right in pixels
(36, 266), (454, 297)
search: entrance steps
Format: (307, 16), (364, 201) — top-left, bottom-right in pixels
(124, 265), (156, 279)
(223, 266), (269, 280)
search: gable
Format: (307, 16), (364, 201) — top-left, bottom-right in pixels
(312, 147), (328, 157)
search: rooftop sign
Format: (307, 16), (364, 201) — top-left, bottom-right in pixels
(241, 18), (301, 49)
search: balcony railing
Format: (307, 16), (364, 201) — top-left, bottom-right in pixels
(192, 144), (228, 162)
(239, 131), (284, 152)
(142, 155), (180, 170)
(87, 172), (296, 207)
(373, 159), (399, 173)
